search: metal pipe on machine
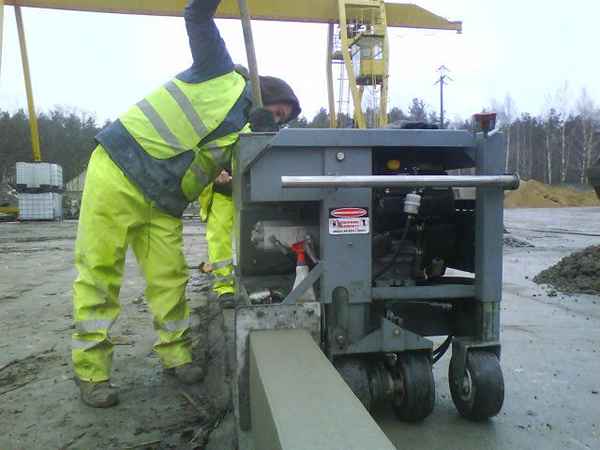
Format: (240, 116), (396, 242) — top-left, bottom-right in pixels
(282, 175), (520, 190)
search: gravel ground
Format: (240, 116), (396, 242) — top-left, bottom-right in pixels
(1, 208), (599, 450)
(0, 219), (234, 450)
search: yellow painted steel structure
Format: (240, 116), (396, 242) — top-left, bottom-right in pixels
(0, 0), (461, 154)
(0, 1), (43, 162)
(336, 0), (390, 128)
(14, 5), (42, 161)
(3, 0), (461, 31)
(0, 0), (4, 78)
(326, 23), (337, 128)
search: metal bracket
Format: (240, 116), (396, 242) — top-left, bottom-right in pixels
(234, 302), (321, 431)
(282, 262), (324, 305)
(343, 317), (433, 354)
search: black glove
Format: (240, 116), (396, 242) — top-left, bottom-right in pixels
(249, 108), (279, 132)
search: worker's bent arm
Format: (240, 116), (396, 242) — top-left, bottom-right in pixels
(182, 0), (234, 82)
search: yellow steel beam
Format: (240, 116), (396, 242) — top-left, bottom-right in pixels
(15, 6), (42, 162)
(326, 23), (336, 128)
(0, 0), (4, 80)
(0, 0), (4, 81)
(338, 0), (366, 129)
(3, 0), (461, 31)
(379, 32), (390, 127)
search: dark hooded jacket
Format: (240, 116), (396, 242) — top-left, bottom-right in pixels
(259, 76), (301, 122)
(234, 65), (301, 123)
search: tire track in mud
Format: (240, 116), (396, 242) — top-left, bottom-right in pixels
(0, 348), (60, 396)
(0, 236), (76, 245)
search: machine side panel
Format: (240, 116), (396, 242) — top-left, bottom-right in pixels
(320, 148), (372, 306)
(269, 128), (476, 149)
(250, 147), (325, 202)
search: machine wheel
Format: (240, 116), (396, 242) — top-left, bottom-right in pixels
(449, 350), (504, 421)
(392, 352), (435, 422)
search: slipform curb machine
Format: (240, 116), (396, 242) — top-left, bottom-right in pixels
(232, 119), (520, 439)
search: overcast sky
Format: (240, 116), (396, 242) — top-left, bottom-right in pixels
(0, 1), (597, 124)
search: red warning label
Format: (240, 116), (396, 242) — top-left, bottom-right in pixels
(329, 208), (370, 235)
(330, 207), (368, 218)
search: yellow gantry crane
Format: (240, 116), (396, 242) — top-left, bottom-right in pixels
(2, 0), (42, 161)
(331, 0), (390, 128)
(0, 0), (461, 145)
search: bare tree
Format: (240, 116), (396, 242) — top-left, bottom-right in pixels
(575, 88), (598, 184)
(552, 82), (572, 183)
(490, 94), (516, 172)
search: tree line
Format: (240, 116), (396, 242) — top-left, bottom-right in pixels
(491, 89), (599, 185)
(0, 107), (102, 185)
(1, 88), (598, 186)
(290, 90), (600, 185)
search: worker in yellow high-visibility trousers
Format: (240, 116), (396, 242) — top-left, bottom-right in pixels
(72, 0), (300, 409)
(200, 170), (236, 307)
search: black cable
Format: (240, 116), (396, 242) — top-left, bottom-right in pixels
(373, 217), (412, 281)
(432, 335), (453, 364)
(416, 277), (475, 286)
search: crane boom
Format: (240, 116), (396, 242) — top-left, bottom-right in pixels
(3, 0), (461, 31)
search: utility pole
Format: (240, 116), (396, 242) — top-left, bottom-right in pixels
(434, 65), (452, 129)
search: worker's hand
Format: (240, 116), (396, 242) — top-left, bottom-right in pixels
(214, 170), (232, 185)
(249, 108), (279, 132)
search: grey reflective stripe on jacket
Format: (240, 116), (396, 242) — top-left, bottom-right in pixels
(205, 143), (235, 172)
(75, 319), (115, 333)
(209, 273), (235, 283)
(159, 318), (191, 333)
(211, 259), (233, 270)
(163, 81), (208, 137)
(137, 81), (208, 152)
(95, 82), (252, 218)
(137, 99), (186, 152)
(72, 339), (103, 350)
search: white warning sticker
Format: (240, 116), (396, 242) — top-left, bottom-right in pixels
(329, 208), (370, 235)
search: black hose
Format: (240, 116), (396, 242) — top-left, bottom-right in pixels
(416, 277), (475, 286)
(432, 335), (453, 364)
(373, 217), (412, 281)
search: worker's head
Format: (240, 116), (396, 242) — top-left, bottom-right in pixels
(259, 76), (301, 125)
(235, 65), (301, 130)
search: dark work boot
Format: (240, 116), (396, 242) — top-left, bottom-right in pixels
(218, 293), (236, 309)
(78, 380), (119, 408)
(166, 363), (204, 385)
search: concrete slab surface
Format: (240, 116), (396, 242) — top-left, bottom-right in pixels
(0, 208), (599, 449)
(377, 208), (600, 450)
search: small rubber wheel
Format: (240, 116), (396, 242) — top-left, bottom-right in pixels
(392, 352), (435, 422)
(449, 350), (504, 421)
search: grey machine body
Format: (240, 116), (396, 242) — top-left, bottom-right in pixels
(232, 127), (513, 429)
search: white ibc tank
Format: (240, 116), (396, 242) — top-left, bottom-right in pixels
(16, 162), (63, 189)
(18, 193), (63, 221)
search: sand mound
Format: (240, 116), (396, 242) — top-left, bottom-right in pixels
(534, 246), (600, 295)
(504, 180), (599, 208)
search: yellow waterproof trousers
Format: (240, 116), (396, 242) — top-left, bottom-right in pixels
(201, 189), (235, 297)
(72, 146), (191, 383)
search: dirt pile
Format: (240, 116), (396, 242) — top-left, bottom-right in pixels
(504, 236), (534, 248)
(534, 246), (600, 295)
(504, 180), (599, 208)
